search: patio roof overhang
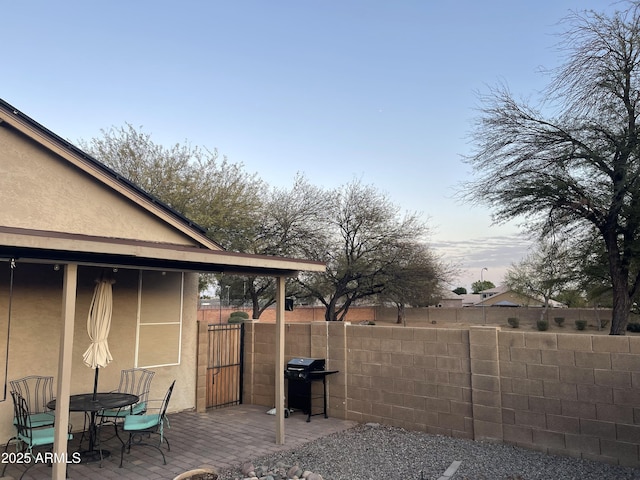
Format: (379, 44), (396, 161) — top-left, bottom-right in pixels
(0, 225), (324, 480)
(0, 225), (326, 276)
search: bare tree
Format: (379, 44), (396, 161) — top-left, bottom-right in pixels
(378, 242), (451, 325)
(297, 179), (436, 321)
(463, 2), (640, 334)
(505, 239), (573, 321)
(220, 175), (332, 318)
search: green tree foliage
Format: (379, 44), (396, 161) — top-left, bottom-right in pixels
(452, 287), (467, 295)
(471, 280), (495, 294)
(80, 124), (264, 251)
(463, 3), (640, 334)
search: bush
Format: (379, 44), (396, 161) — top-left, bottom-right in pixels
(507, 317), (519, 328)
(536, 320), (549, 331)
(228, 316), (244, 324)
(229, 311), (249, 319)
(553, 317), (565, 327)
(575, 320), (587, 330)
(627, 322), (640, 332)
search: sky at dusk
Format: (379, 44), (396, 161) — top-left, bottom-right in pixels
(2, 1), (622, 290)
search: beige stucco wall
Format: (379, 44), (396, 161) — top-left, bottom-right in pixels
(0, 125), (199, 246)
(0, 263), (198, 441)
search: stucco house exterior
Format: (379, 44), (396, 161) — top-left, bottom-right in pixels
(0, 98), (324, 479)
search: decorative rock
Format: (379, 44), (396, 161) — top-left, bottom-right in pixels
(287, 465), (303, 478)
(241, 463), (255, 476)
(226, 461), (326, 480)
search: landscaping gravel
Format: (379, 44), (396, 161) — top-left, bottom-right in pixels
(216, 423), (640, 480)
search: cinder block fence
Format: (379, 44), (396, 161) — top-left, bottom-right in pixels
(231, 322), (640, 467)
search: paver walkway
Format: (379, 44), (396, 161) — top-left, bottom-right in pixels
(1, 404), (357, 480)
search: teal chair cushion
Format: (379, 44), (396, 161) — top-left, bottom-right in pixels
(123, 413), (161, 431)
(13, 412), (55, 428)
(18, 427), (72, 448)
(102, 402), (146, 418)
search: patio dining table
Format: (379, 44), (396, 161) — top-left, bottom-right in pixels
(47, 392), (138, 463)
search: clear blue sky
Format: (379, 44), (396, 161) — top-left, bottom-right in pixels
(2, 0), (619, 290)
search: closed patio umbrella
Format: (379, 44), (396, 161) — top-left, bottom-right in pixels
(82, 278), (115, 400)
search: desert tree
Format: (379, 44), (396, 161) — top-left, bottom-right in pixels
(80, 123), (264, 252)
(220, 175), (331, 318)
(505, 239), (573, 321)
(378, 241), (451, 325)
(297, 179), (436, 321)
(463, 2), (640, 333)
(471, 280), (495, 294)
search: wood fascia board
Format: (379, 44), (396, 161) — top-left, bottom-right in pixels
(0, 229), (326, 274)
(0, 107), (221, 251)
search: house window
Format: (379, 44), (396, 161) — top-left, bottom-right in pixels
(135, 270), (183, 368)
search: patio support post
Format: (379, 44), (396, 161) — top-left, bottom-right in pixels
(52, 263), (77, 480)
(275, 275), (286, 444)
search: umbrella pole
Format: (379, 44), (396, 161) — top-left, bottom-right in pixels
(93, 367), (99, 401)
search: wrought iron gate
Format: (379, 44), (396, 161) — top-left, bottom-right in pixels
(206, 323), (244, 408)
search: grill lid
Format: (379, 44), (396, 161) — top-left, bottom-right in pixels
(286, 357), (325, 371)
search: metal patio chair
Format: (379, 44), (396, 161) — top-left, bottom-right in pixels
(98, 368), (155, 443)
(9, 375), (55, 427)
(1, 391), (72, 480)
(119, 380), (175, 467)
(3, 376), (56, 454)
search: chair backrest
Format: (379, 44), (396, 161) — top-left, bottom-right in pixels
(159, 380), (176, 421)
(118, 368), (155, 406)
(10, 376), (54, 414)
(11, 391), (33, 437)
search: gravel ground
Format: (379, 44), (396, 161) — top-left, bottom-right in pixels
(216, 423), (640, 480)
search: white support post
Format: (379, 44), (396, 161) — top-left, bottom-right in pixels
(52, 263), (77, 480)
(275, 275), (286, 444)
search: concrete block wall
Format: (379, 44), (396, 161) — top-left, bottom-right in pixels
(231, 322), (640, 467)
(498, 330), (640, 467)
(344, 324), (474, 438)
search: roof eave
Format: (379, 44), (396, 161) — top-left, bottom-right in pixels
(0, 227), (326, 277)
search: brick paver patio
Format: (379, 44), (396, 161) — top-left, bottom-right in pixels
(1, 404), (357, 480)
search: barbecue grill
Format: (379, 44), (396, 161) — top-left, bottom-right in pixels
(284, 357), (338, 422)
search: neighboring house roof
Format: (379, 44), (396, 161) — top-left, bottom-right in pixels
(0, 98), (325, 277)
(475, 286), (566, 308)
(461, 293), (481, 307)
(440, 290), (463, 300)
(480, 285), (509, 296)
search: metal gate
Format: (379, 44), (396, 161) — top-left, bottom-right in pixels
(206, 323), (244, 408)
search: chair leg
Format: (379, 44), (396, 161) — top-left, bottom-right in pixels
(119, 432), (167, 467)
(119, 433), (131, 468)
(2, 435), (22, 477)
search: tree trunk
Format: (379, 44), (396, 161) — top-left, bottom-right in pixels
(325, 297), (338, 321)
(396, 304), (405, 325)
(605, 231), (631, 335)
(610, 280), (630, 334)
(250, 290), (261, 320)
